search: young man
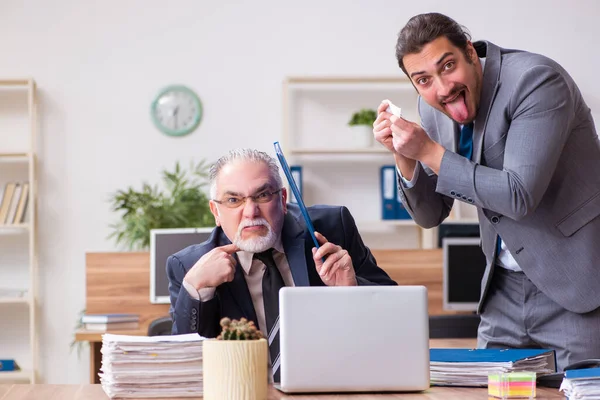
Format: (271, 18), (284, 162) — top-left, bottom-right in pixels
(374, 12), (600, 370)
(167, 148), (396, 381)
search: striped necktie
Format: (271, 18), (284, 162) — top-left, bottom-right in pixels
(254, 249), (285, 383)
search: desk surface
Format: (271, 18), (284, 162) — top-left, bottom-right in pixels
(0, 384), (564, 399)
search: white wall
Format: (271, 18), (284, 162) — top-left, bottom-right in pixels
(0, 0), (599, 383)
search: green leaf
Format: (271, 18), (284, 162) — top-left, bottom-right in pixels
(107, 159), (216, 250)
(348, 108), (377, 126)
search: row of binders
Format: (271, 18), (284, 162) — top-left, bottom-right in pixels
(286, 165), (412, 220)
(0, 182), (29, 225)
(100, 333), (204, 399)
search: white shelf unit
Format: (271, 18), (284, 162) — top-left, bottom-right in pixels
(280, 76), (434, 249)
(0, 369), (32, 383)
(0, 78), (38, 383)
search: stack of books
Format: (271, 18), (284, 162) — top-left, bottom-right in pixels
(560, 367), (600, 399)
(100, 333), (204, 399)
(430, 348), (556, 387)
(81, 313), (140, 331)
(0, 182), (30, 225)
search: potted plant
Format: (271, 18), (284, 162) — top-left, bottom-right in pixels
(203, 318), (268, 400)
(108, 160), (215, 250)
(348, 108), (377, 147)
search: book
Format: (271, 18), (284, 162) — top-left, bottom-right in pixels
(560, 367), (600, 399)
(13, 182), (29, 224)
(5, 183), (22, 224)
(0, 182), (17, 224)
(81, 313), (139, 324)
(430, 348), (556, 387)
(85, 321), (140, 331)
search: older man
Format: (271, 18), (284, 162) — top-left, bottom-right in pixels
(167, 148), (396, 381)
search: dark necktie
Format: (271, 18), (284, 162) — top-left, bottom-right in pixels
(458, 122), (474, 160)
(254, 249), (285, 383)
(458, 123), (504, 259)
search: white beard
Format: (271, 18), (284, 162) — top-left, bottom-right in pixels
(234, 218), (277, 253)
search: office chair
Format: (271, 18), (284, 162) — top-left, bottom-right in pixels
(147, 316), (173, 336)
(429, 314), (481, 339)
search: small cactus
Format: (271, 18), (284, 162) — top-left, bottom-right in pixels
(217, 317), (264, 340)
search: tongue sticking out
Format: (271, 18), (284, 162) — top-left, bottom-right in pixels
(444, 92), (469, 122)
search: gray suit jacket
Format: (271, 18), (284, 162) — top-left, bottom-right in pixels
(397, 40), (600, 314)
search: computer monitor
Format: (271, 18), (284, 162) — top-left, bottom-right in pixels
(149, 227), (214, 304)
(442, 237), (487, 311)
(437, 222), (480, 248)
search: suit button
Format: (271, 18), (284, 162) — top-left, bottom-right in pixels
(467, 198), (474, 203)
(191, 324), (197, 331)
(461, 195), (467, 200)
(191, 308), (197, 315)
(450, 191), (456, 196)
(491, 216), (500, 224)
(456, 193), (462, 198)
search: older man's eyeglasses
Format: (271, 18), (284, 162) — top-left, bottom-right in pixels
(213, 188), (283, 209)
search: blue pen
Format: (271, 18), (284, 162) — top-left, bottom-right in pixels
(273, 142), (322, 254)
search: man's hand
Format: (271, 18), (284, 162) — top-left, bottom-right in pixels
(312, 232), (357, 287)
(388, 114), (445, 174)
(373, 102), (396, 153)
(184, 243), (239, 291)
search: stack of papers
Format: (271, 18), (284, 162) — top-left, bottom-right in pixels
(560, 367), (600, 399)
(430, 348), (556, 387)
(100, 333), (204, 398)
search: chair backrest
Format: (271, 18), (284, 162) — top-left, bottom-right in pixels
(429, 314), (480, 339)
(147, 316), (173, 336)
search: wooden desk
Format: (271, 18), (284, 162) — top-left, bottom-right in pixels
(0, 384), (564, 399)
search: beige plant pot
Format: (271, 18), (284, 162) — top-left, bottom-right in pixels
(203, 338), (268, 400)
(348, 125), (374, 147)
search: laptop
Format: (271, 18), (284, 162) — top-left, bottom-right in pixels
(276, 286), (430, 393)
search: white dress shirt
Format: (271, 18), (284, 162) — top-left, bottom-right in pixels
(183, 238), (295, 338)
(397, 57), (521, 272)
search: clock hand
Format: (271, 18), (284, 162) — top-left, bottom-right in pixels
(173, 106), (179, 130)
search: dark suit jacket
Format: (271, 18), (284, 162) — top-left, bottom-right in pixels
(397, 40), (600, 313)
(167, 204), (397, 337)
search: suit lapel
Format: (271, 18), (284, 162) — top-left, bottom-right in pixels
(473, 41), (502, 165)
(281, 212), (310, 287)
(218, 231), (259, 325)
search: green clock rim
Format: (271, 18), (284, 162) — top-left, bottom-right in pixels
(151, 85), (203, 137)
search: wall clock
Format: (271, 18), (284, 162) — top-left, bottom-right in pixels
(151, 85), (202, 136)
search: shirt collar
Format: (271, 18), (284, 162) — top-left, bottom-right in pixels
(236, 238), (284, 275)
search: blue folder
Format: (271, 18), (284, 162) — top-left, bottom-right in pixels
(430, 348), (556, 366)
(0, 359), (18, 371)
(565, 367), (600, 380)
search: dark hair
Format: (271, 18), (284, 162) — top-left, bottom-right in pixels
(396, 13), (472, 75)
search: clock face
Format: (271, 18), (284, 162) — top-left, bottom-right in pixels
(151, 85), (202, 136)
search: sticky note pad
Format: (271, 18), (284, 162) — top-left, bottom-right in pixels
(488, 371), (536, 399)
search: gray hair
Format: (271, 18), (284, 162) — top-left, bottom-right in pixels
(209, 148), (283, 199)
